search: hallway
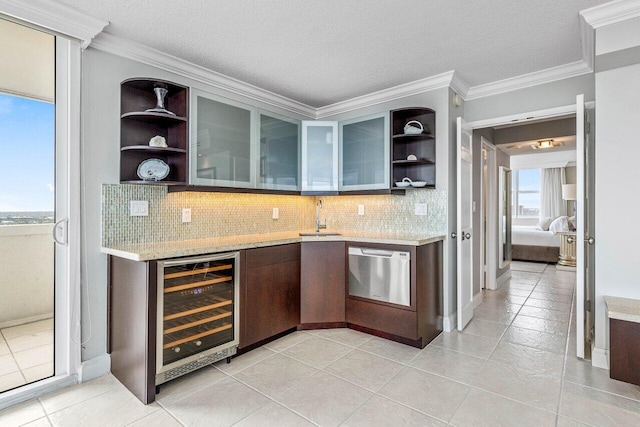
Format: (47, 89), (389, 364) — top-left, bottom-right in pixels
(1, 262), (640, 426)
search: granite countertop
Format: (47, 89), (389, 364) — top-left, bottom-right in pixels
(604, 296), (640, 323)
(101, 230), (446, 261)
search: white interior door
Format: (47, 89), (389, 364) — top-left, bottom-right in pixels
(457, 117), (474, 330)
(575, 94), (586, 359)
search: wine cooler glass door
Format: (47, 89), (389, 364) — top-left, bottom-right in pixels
(157, 252), (239, 374)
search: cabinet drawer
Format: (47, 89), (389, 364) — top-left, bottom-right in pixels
(245, 243), (300, 268)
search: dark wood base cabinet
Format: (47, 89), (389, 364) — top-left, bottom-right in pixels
(300, 242), (346, 327)
(346, 241), (442, 348)
(610, 318), (640, 386)
(240, 244), (301, 350)
(108, 256), (158, 404)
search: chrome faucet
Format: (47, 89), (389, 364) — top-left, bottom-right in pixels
(315, 199), (327, 232)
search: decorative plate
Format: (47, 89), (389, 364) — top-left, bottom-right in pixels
(137, 158), (170, 181)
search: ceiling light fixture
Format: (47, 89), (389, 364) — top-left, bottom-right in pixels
(531, 139), (554, 150)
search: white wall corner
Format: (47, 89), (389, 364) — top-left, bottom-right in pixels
(580, 0), (640, 29)
(78, 354), (111, 382)
(591, 346), (610, 370)
(0, 0), (108, 48)
(90, 33), (317, 119)
(315, 70), (456, 119)
(443, 311), (457, 332)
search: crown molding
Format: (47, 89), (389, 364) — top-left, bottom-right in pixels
(580, 0), (640, 29)
(90, 33), (317, 119)
(465, 60), (592, 100)
(0, 0), (107, 48)
(580, 14), (595, 71)
(315, 71), (456, 119)
(450, 71), (470, 100)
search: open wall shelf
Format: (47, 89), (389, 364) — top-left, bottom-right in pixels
(390, 108), (436, 189)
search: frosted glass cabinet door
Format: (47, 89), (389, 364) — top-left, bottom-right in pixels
(258, 111), (300, 190)
(339, 113), (389, 191)
(301, 121), (339, 192)
(191, 90), (255, 187)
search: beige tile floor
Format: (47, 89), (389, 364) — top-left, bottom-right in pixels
(0, 319), (54, 393)
(2, 262), (640, 426)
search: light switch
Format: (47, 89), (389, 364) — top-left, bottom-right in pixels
(415, 203), (428, 216)
(130, 200), (148, 217)
(182, 208), (191, 223)
(358, 205), (365, 216)
(272, 207), (279, 220)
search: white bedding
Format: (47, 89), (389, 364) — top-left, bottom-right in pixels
(512, 225), (561, 247)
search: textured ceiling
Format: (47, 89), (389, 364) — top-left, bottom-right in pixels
(59, 0), (608, 107)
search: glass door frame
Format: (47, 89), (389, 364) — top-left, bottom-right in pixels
(0, 30), (81, 409)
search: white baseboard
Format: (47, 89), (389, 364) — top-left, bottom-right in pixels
(443, 311), (457, 332)
(79, 354), (111, 382)
(591, 347), (609, 370)
(473, 292), (484, 309)
(0, 313), (53, 329)
(496, 270), (512, 289)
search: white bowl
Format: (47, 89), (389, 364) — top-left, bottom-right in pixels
(395, 181), (411, 188)
(411, 181), (427, 188)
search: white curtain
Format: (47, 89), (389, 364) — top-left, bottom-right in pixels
(540, 168), (566, 219)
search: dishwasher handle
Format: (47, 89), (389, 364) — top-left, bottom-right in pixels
(349, 247), (410, 260)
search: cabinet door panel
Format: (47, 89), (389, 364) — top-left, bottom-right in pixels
(340, 113), (389, 190)
(302, 121), (338, 192)
(191, 90), (254, 187)
(259, 111), (300, 190)
(300, 242), (346, 324)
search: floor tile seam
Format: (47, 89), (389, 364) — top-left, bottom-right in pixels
(506, 323), (569, 338)
(320, 360), (407, 395)
(37, 385), (118, 416)
(563, 379), (640, 404)
(313, 334), (372, 350)
(466, 383), (561, 415)
(513, 313), (570, 326)
(459, 328), (508, 341)
(263, 335), (313, 353)
(481, 355), (564, 384)
(232, 363), (319, 401)
(280, 346), (357, 371)
(407, 358), (488, 387)
(445, 385), (475, 425)
(352, 343), (418, 366)
(117, 405), (166, 427)
(372, 390), (453, 424)
(216, 349), (279, 376)
(428, 342), (492, 361)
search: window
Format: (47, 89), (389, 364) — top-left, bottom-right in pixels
(512, 168), (541, 218)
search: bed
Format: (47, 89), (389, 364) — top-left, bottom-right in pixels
(511, 225), (561, 263)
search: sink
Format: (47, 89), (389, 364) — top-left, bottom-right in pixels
(299, 232), (342, 236)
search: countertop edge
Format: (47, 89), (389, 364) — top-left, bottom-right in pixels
(101, 233), (446, 262)
(604, 296), (640, 323)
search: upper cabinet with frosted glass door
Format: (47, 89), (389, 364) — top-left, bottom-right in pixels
(258, 110), (300, 191)
(301, 121), (339, 192)
(339, 112), (389, 191)
(190, 89), (255, 188)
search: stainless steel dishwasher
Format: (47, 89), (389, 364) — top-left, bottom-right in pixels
(348, 247), (411, 307)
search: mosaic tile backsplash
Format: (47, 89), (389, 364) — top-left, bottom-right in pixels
(102, 184), (447, 246)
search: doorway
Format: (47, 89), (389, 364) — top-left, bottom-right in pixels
(0, 15), (80, 405)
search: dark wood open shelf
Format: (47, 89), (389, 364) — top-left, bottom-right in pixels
(121, 111), (187, 124)
(120, 78), (189, 184)
(392, 159), (435, 165)
(121, 146), (187, 154)
(392, 133), (435, 140)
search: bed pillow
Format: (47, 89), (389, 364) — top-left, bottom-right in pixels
(536, 217), (554, 231)
(549, 216), (569, 233)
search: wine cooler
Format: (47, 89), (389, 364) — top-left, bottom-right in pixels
(155, 252), (240, 385)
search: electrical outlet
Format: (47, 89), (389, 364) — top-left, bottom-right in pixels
(182, 208), (191, 223)
(272, 207), (279, 220)
(129, 200), (149, 216)
(415, 203), (428, 216)
(358, 204), (365, 216)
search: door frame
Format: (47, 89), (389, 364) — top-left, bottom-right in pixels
(466, 100), (594, 357)
(0, 33), (81, 411)
(480, 138), (498, 290)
